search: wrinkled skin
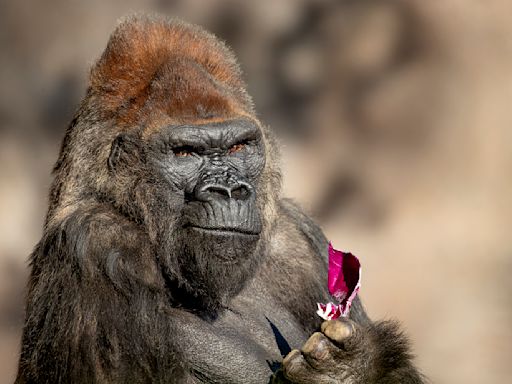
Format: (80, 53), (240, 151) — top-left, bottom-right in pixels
(15, 15), (425, 384)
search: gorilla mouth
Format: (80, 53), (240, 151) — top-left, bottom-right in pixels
(186, 225), (260, 237)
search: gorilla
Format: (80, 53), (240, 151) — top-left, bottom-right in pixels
(16, 15), (424, 384)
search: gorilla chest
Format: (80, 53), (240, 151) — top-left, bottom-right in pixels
(176, 298), (308, 383)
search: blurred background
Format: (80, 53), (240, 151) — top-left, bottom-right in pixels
(1, 0), (511, 383)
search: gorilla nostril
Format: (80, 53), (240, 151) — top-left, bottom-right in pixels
(207, 186), (231, 199)
(231, 185), (250, 200)
(196, 183), (233, 200)
(195, 182), (253, 201)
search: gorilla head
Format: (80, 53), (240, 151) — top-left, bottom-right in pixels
(49, 16), (281, 316)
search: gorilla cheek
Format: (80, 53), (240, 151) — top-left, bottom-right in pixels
(228, 143), (265, 181)
(162, 161), (203, 194)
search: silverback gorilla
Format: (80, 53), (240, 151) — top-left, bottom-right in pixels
(16, 15), (425, 384)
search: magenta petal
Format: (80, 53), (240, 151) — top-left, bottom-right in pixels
(327, 242), (361, 317)
(316, 302), (342, 320)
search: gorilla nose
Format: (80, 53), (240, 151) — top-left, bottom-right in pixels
(195, 181), (252, 201)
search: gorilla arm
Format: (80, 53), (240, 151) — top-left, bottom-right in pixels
(269, 200), (425, 384)
(16, 204), (186, 383)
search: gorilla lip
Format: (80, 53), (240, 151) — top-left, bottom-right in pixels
(186, 225), (260, 237)
(317, 242), (361, 320)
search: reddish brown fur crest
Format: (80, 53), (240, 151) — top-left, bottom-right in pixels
(89, 15), (255, 131)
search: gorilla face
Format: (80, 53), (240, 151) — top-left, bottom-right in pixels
(108, 118), (267, 314)
(151, 119), (264, 238)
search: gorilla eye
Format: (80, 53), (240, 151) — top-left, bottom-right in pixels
(172, 146), (195, 157)
(228, 142), (246, 155)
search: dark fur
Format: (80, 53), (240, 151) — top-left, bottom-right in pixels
(16, 15), (424, 383)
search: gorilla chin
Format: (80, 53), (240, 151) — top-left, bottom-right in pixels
(169, 228), (263, 317)
(163, 201), (263, 316)
(185, 226), (261, 263)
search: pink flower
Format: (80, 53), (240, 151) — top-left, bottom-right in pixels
(317, 242), (361, 320)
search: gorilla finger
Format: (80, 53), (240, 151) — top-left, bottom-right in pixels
(321, 319), (356, 342)
(301, 332), (338, 370)
(322, 319), (368, 354)
(321, 319), (362, 348)
(282, 349), (335, 384)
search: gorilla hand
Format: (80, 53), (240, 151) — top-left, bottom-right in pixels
(273, 319), (424, 384)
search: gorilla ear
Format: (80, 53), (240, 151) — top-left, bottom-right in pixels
(108, 134), (140, 172)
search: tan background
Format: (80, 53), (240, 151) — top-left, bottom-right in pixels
(1, 1), (511, 383)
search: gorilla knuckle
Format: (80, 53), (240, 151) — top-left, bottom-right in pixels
(283, 350), (308, 379)
(322, 320), (356, 344)
(302, 332), (332, 363)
